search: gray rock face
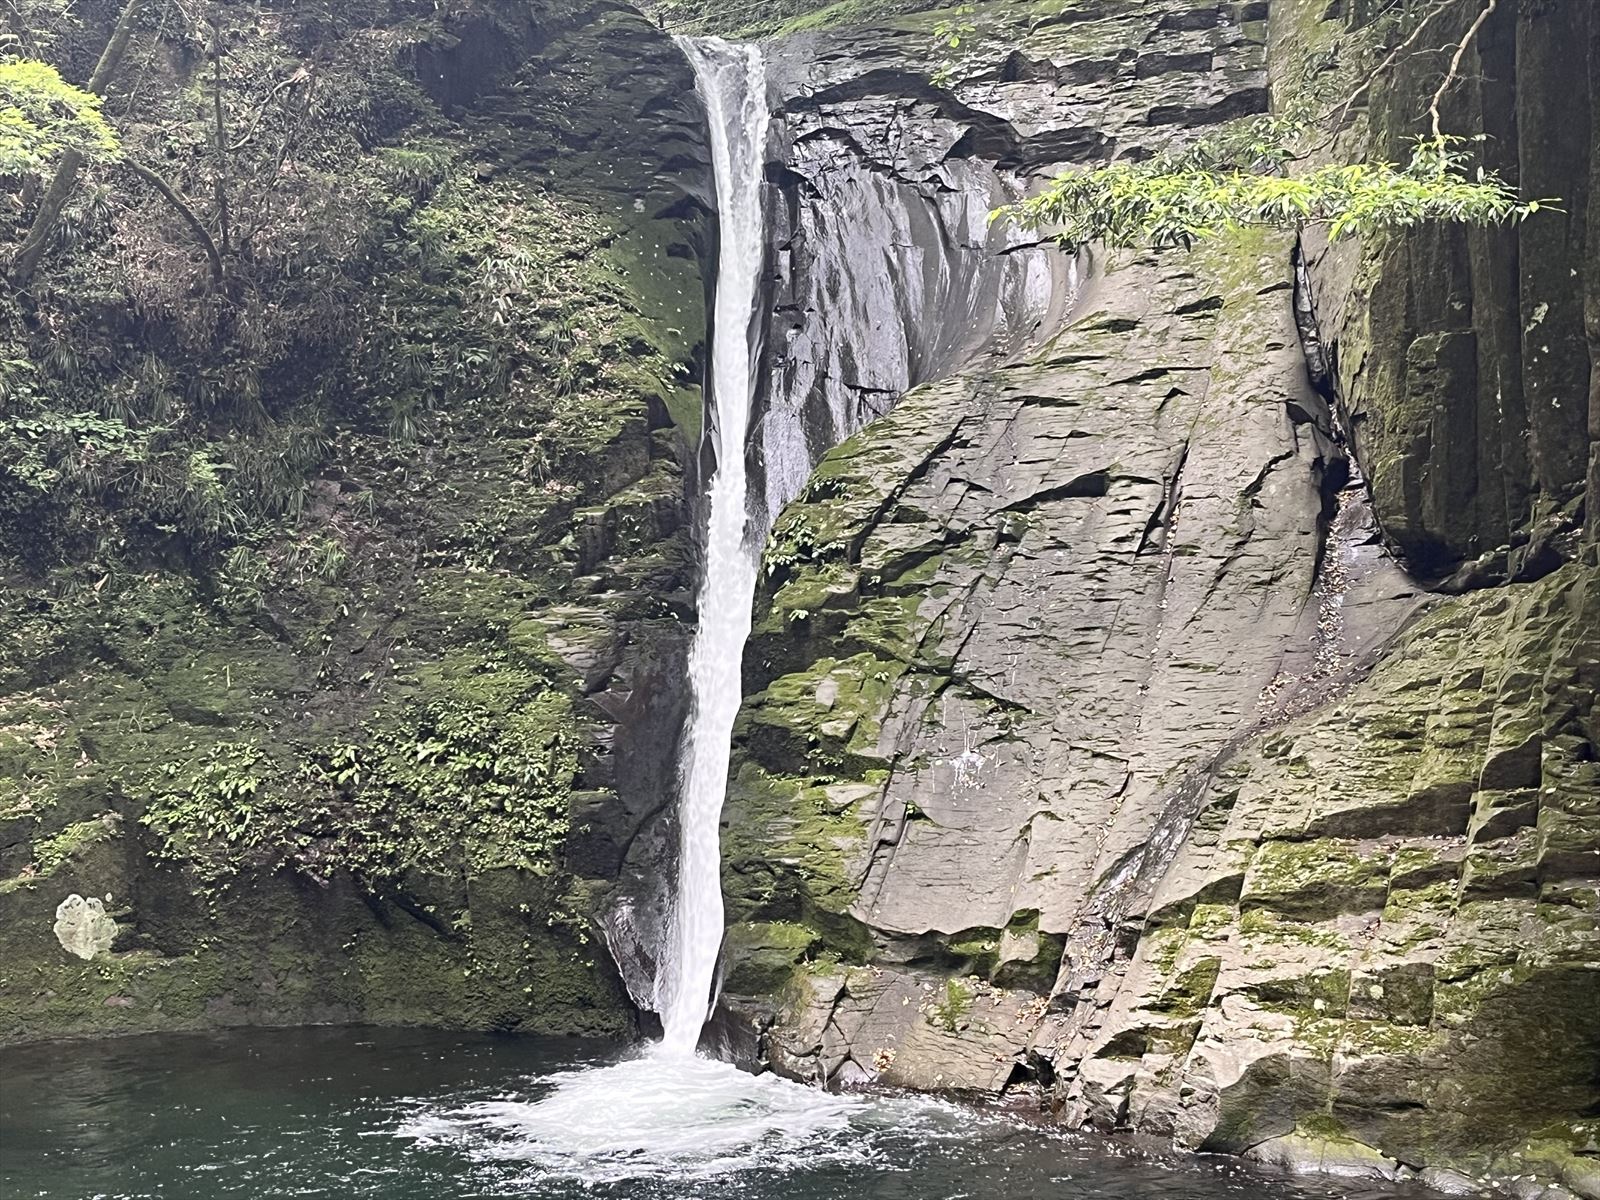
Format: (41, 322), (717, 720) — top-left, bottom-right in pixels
(724, 231), (1420, 1072)
(53, 895), (117, 961)
(720, 0), (1376, 1031)
(1051, 565), (1599, 1180)
(745, 0), (1274, 530)
(1287, 0), (1599, 577)
(753, 113), (1071, 528)
(710, 0), (1600, 1189)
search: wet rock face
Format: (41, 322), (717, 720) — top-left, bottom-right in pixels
(718, 0), (1600, 1184)
(745, 0), (1272, 528)
(744, 237), (1357, 945)
(752, 116), (1068, 527)
(1054, 565), (1600, 1189)
(1294, 0), (1598, 579)
(722, 229), (1420, 1087)
(720, 0), (1331, 1058)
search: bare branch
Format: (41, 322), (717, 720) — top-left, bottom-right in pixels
(228, 66), (311, 153)
(208, 6), (231, 257)
(1429, 0), (1499, 145)
(123, 157), (225, 285)
(1320, 0), (1454, 141)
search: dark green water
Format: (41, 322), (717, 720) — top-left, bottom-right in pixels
(1, 1026), (1437, 1200)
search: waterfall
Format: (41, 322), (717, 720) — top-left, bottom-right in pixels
(656, 36), (770, 1056)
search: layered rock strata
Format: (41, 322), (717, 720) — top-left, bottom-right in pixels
(714, 0), (1600, 1190)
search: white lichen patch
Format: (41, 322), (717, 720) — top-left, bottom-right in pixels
(53, 894), (118, 961)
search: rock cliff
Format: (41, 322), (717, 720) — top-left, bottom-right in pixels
(711, 0), (1600, 1192)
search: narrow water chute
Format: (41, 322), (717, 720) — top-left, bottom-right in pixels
(655, 36), (771, 1056)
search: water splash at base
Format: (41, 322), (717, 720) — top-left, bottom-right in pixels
(395, 1051), (952, 1185)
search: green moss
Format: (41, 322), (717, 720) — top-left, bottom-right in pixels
(1509, 1132), (1600, 1198)
(1189, 902), (1239, 940)
(0, 866), (629, 1043)
(742, 653), (905, 774)
(773, 0), (890, 32)
(722, 921), (818, 994)
(140, 674), (580, 888)
(1338, 1019), (1437, 1057)
(1237, 906), (1351, 952)
(1241, 838), (1389, 920)
(0, 0), (712, 1047)
(1142, 924), (1190, 977)
(0, 813), (122, 895)
(1250, 966), (1352, 1019)
(721, 762), (878, 925)
(33, 812), (121, 877)
(1152, 956), (1222, 1019)
(945, 930), (1000, 962)
(668, 0), (937, 37)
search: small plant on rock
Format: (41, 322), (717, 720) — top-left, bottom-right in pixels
(924, 976), (974, 1032)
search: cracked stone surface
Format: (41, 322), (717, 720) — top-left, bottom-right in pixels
(1049, 564), (1600, 1194)
(721, 228), (1420, 1075)
(711, 1), (1600, 1189)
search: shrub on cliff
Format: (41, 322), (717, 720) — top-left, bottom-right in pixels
(998, 0), (1544, 251)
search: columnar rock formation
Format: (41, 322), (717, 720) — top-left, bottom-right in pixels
(1287, 0), (1599, 582)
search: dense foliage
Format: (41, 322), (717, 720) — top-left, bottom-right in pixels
(0, 59), (119, 174)
(141, 676), (578, 889)
(1006, 131), (1538, 250)
(0, 0), (690, 915)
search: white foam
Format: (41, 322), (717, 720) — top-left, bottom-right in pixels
(395, 1050), (979, 1186)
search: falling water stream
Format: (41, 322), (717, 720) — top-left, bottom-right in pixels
(657, 35), (772, 1055)
(353, 38), (873, 1180)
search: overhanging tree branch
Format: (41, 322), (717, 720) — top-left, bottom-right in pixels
(123, 157), (224, 285)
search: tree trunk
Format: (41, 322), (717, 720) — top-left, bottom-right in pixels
(123, 158), (224, 286)
(209, 7), (230, 259)
(10, 0), (146, 287)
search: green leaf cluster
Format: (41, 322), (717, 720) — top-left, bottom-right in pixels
(0, 58), (118, 176)
(929, 4), (976, 88)
(764, 508), (846, 573)
(1004, 134), (1539, 250)
(140, 678), (579, 888)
